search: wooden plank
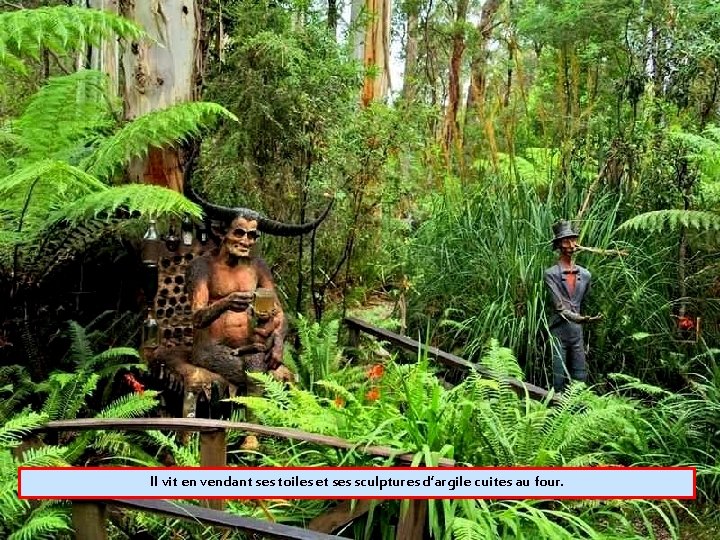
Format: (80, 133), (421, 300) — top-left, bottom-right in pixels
(72, 501), (108, 540)
(343, 316), (557, 403)
(200, 429), (227, 511)
(396, 499), (427, 540)
(39, 418), (455, 466)
(308, 499), (374, 533)
(107, 498), (344, 540)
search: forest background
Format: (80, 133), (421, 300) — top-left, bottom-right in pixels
(0, 0), (719, 539)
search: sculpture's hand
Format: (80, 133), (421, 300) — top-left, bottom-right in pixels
(585, 314), (603, 323)
(226, 291), (253, 312)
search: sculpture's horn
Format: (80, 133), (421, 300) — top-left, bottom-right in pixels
(257, 198), (334, 237)
(182, 146), (237, 223)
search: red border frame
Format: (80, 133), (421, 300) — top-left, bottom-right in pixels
(18, 466), (697, 500)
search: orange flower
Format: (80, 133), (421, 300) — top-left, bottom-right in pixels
(124, 373), (145, 394)
(366, 387), (381, 401)
(334, 395), (345, 408)
(366, 364), (384, 380)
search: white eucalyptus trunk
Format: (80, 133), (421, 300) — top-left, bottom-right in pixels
(88, 0), (120, 94)
(119, 0), (202, 190)
(360, 0), (392, 106)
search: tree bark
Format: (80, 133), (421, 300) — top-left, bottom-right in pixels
(119, 0), (203, 191)
(89, 0), (120, 96)
(401, 8), (419, 102)
(440, 0), (469, 152)
(360, 0), (392, 106)
(464, 0), (503, 125)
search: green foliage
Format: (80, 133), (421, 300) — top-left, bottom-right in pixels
(0, 69), (244, 284)
(0, 6), (144, 74)
(238, 333), (681, 538)
(283, 315), (342, 390)
(618, 209), (720, 235)
(82, 102), (239, 181)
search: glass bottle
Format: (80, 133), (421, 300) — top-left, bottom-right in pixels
(141, 218), (161, 266)
(165, 222), (180, 251)
(141, 307), (159, 349)
(196, 220), (209, 245)
(181, 215), (194, 246)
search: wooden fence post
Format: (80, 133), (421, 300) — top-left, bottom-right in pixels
(72, 501), (108, 540)
(200, 429), (227, 511)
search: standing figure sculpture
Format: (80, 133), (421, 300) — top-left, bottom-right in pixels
(183, 156), (332, 410)
(544, 221), (602, 393)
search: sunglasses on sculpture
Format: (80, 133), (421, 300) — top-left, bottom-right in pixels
(232, 228), (260, 240)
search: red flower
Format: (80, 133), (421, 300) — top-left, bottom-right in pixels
(678, 316), (695, 331)
(124, 373), (145, 394)
(334, 395), (345, 408)
(366, 387), (380, 401)
(366, 364), (384, 380)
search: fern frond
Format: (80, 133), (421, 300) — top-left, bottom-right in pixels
(12, 70), (114, 162)
(82, 102), (239, 181)
(8, 504), (71, 540)
(0, 412), (48, 448)
(49, 184), (202, 224)
(0, 159), (107, 200)
(66, 321), (92, 368)
(96, 391), (158, 419)
(0, 7), (143, 73)
(617, 209), (720, 234)
(15, 445), (68, 468)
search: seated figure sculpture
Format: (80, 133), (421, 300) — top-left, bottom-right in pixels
(183, 158), (331, 410)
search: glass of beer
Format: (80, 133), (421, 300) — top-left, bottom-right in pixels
(253, 288), (275, 320)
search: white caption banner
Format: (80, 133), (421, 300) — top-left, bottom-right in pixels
(19, 467), (695, 500)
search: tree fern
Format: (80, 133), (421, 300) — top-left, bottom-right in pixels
(11, 70), (114, 163)
(81, 102), (239, 181)
(618, 209), (720, 235)
(0, 6), (143, 74)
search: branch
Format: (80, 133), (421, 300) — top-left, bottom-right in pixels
(576, 245), (629, 257)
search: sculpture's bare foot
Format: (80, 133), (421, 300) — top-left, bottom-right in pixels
(271, 365), (294, 383)
(240, 435), (260, 451)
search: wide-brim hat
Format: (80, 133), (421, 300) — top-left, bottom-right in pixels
(551, 220), (579, 243)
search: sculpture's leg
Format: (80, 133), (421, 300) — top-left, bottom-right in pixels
(550, 331), (568, 393)
(191, 343), (246, 386)
(567, 334), (587, 384)
(243, 352), (268, 423)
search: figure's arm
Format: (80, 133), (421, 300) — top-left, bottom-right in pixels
(187, 259), (250, 329)
(544, 272), (591, 324)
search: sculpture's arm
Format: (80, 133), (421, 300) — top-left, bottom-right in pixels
(187, 259), (250, 329)
(544, 272), (593, 324)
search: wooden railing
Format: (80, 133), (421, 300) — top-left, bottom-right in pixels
(344, 316), (558, 404)
(35, 417), (449, 539)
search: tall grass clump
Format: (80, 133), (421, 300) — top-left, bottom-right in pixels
(402, 176), (681, 387)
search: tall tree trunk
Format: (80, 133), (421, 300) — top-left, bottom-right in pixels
(464, 0), (503, 127)
(401, 8), (419, 102)
(89, 0), (120, 96)
(327, 0), (338, 35)
(350, 0), (366, 62)
(360, 0), (392, 106)
(440, 0), (468, 153)
(119, 0), (203, 191)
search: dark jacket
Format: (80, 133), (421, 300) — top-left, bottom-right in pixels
(543, 263), (592, 330)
